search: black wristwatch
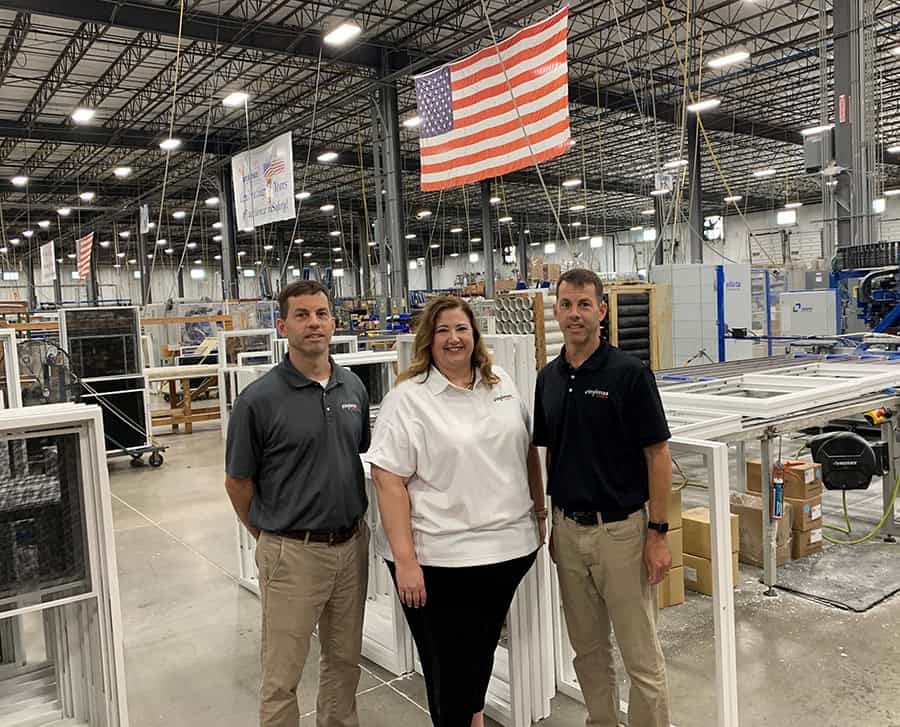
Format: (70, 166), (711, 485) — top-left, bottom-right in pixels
(648, 521), (669, 534)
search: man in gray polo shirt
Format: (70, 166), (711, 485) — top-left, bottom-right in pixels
(225, 279), (370, 727)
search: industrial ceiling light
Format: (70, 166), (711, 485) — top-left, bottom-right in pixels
(303, 251), (312, 257)
(429, 243), (440, 249)
(470, 237), (481, 243)
(214, 254), (222, 260)
(205, 196), (219, 206)
(687, 98), (721, 113)
(569, 204), (586, 212)
(194, 259), (203, 265)
(569, 220), (582, 227)
(888, 145), (900, 154)
(113, 166), (132, 179)
(67, 253), (76, 259)
(147, 253), (153, 259)
(800, 123), (834, 136)
(753, 168), (777, 178)
(237, 250), (247, 257)
(707, 50), (750, 69)
(524, 229), (531, 234)
(405, 233), (416, 239)
(8, 238), (19, 246)
(296, 191), (311, 200)
(892, 47), (900, 56)
(118, 252), (127, 258)
(640, 209), (655, 216)
(630, 225), (644, 231)
(332, 246), (341, 252)
(71, 107), (96, 124)
(294, 238), (304, 244)
(416, 209), (432, 219)
(263, 244), (274, 251)
(323, 22), (362, 46)
(489, 196), (501, 205)
(119, 231), (130, 238)
(724, 195), (743, 203)
(784, 201), (803, 209)
(148, 222), (156, 229)
(590, 236), (604, 248)
(529, 241), (540, 247)
(159, 138), (181, 151)
(57, 207), (71, 216)
(402, 116), (421, 128)
(578, 235), (590, 241)
(173, 210), (186, 219)
(22, 230), (33, 238)
(663, 159), (688, 169)
(368, 240), (377, 246)
(309, 261), (319, 267)
(499, 216), (513, 223)
(561, 178), (581, 188)
(469, 251), (479, 262)
(222, 91), (250, 107)
(320, 203), (335, 212)
(650, 189), (669, 196)
(450, 252), (460, 257)
(544, 242), (556, 254)
(329, 230), (341, 237)
(884, 188), (900, 197)
(99, 240), (111, 248)
(156, 238), (167, 245)
(11, 175), (27, 186)
(317, 151), (338, 162)
(213, 234), (222, 242)
(186, 242), (197, 249)
(165, 248), (174, 254)
(242, 227), (255, 233)
(38, 220), (50, 229)
(212, 221), (222, 229)
(450, 227), (463, 233)
(79, 191), (95, 201)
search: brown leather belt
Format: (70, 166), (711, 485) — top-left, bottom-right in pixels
(275, 519), (361, 545)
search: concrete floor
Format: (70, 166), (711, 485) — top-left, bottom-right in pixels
(105, 426), (900, 727)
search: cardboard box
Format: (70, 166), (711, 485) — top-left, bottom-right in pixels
(791, 528), (824, 559)
(657, 566), (685, 608)
(668, 528), (683, 569)
(785, 495), (823, 532)
(730, 492), (792, 567)
(495, 279), (517, 292)
(543, 263), (561, 281)
(682, 507), (739, 560)
(746, 459), (823, 500)
(669, 488), (682, 530)
(683, 552), (740, 596)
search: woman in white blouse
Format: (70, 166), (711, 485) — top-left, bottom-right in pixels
(367, 296), (545, 727)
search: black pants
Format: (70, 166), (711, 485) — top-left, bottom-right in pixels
(387, 550), (537, 727)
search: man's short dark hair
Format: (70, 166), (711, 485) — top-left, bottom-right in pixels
(556, 268), (605, 303)
(278, 280), (331, 319)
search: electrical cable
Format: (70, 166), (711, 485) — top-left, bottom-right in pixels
(823, 473), (900, 546)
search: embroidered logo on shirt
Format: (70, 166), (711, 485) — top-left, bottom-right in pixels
(493, 394), (514, 403)
(341, 402), (361, 413)
(585, 389), (609, 399)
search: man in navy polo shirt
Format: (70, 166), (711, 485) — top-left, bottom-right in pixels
(534, 268), (672, 727)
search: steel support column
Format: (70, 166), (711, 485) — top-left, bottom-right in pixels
(176, 264), (185, 299)
(481, 180), (495, 298)
(381, 74), (407, 311)
(517, 227), (528, 283)
(217, 169), (240, 300)
(370, 94), (390, 304)
(88, 239), (99, 303)
(25, 248), (35, 310)
(53, 249), (62, 306)
(654, 195), (666, 266)
(687, 115), (703, 264)
(424, 246), (434, 291)
(138, 228), (149, 305)
(357, 212), (372, 298)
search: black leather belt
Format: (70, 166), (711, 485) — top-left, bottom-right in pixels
(559, 506), (639, 526)
(276, 519), (360, 545)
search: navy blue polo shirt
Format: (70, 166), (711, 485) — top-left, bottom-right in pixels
(226, 355), (370, 532)
(533, 341), (670, 513)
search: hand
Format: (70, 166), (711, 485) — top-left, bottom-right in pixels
(250, 526), (261, 541)
(395, 559), (427, 608)
(538, 518), (547, 546)
(644, 532), (672, 586)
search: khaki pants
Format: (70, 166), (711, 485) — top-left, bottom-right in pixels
(552, 508), (670, 727)
(256, 524), (369, 727)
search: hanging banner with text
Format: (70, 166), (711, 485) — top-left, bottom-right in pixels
(40, 240), (56, 283)
(230, 131), (296, 229)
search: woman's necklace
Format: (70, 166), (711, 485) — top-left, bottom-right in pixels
(439, 365), (475, 390)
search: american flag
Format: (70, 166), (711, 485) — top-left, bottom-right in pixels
(264, 158), (286, 180)
(414, 7), (570, 191)
(77, 232), (94, 280)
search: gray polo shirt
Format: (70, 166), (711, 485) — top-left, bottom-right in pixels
(225, 355), (371, 532)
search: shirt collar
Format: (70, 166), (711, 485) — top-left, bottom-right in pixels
(278, 353), (345, 390)
(558, 340), (610, 373)
(423, 365), (482, 395)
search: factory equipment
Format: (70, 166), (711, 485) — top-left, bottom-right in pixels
(780, 290), (840, 339)
(807, 431), (883, 491)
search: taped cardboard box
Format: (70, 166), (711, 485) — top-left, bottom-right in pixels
(668, 528), (683, 569)
(785, 495), (823, 532)
(682, 507), (739, 560)
(792, 528), (824, 559)
(683, 552), (740, 596)
(730, 492), (792, 567)
(746, 459), (823, 500)
(657, 566), (685, 608)
(669, 488), (682, 530)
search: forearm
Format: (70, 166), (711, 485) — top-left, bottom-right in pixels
(526, 445), (546, 512)
(645, 442), (672, 523)
(372, 466), (418, 565)
(225, 476), (257, 535)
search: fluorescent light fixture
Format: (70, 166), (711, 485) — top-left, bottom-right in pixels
(569, 220), (582, 227)
(544, 242), (556, 254)
(159, 138), (181, 151)
(329, 230), (341, 237)
(450, 227), (463, 233)
(663, 159), (688, 169)
(71, 107), (95, 124)
(303, 252), (313, 258)
(308, 261), (318, 267)
(172, 210), (186, 219)
(800, 123), (834, 136)
(237, 250), (247, 257)
(9, 238), (19, 245)
(67, 253), (76, 259)
(884, 189), (900, 197)
(640, 209), (655, 216)
(569, 204), (586, 212)
(190, 268), (206, 280)
(753, 168), (777, 178)
(368, 241), (377, 247)
(57, 207), (71, 216)
(22, 230), (33, 238)
(724, 195), (743, 203)
(11, 176), (27, 186)
(212, 221), (222, 229)
(578, 235), (590, 241)
(263, 244), (274, 251)
(499, 216), (513, 223)
(147, 253), (153, 259)
(205, 196), (219, 206)
(241, 226), (254, 233)
(707, 50), (749, 69)
(590, 236), (604, 248)
(402, 116), (421, 128)
(165, 248), (174, 254)
(333, 268), (345, 277)
(468, 252), (479, 262)
(186, 242), (197, 249)
(561, 179), (581, 188)
(320, 203), (335, 212)
(630, 225), (643, 231)
(212, 235), (222, 242)
(470, 237), (481, 243)
(214, 254), (222, 260)
(405, 233), (416, 239)
(429, 243), (440, 249)
(687, 98), (721, 113)
(874, 197), (887, 214)
(79, 191), (95, 201)
(650, 189), (669, 196)
(530, 241), (540, 247)
(416, 209), (432, 219)
(317, 151), (338, 162)
(323, 22), (362, 46)
(450, 252), (460, 257)
(148, 222), (156, 229)
(408, 260), (417, 270)
(113, 166), (132, 178)
(156, 238), (167, 245)
(119, 253), (128, 259)
(777, 209), (797, 225)
(331, 246), (342, 253)
(193, 259), (203, 265)
(38, 220), (50, 229)
(524, 229), (531, 234)
(113, 264), (121, 269)
(296, 191), (311, 200)
(784, 202), (804, 209)
(99, 240), (111, 248)
(490, 196), (501, 205)
(334, 257), (343, 263)
(889, 145), (900, 154)
(254, 260), (262, 266)
(222, 91), (249, 107)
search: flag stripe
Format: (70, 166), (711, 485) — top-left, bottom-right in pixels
(421, 72), (568, 150)
(452, 50), (567, 112)
(450, 7), (568, 74)
(452, 27), (568, 93)
(422, 115), (571, 176)
(77, 232), (94, 279)
(422, 139), (571, 191)
(422, 95), (569, 160)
